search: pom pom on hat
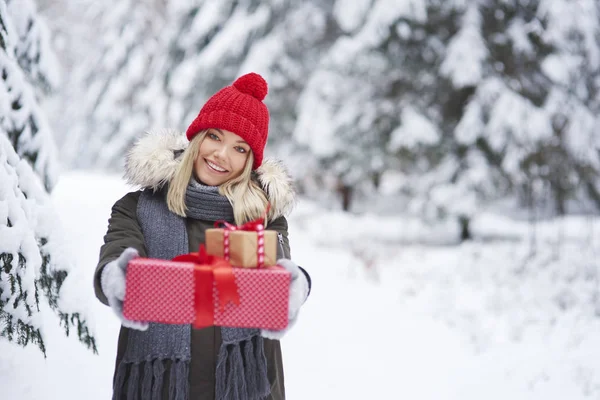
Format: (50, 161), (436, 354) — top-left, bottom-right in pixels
(233, 73), (268, 101)
(186, 72), (270, 169)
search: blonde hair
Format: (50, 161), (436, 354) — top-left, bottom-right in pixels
(167, 131), (270, 226)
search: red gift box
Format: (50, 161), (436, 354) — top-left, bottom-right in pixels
(122, 247), (291, 330)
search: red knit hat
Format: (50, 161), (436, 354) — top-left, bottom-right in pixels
(186, 73), (269, 169)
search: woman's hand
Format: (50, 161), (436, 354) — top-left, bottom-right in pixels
(261, 259), (310, 340)
(101, 247), (149, 331)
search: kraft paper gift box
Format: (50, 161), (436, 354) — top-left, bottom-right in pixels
(121, 252), (290, 330)
(205, 228), (277, 268)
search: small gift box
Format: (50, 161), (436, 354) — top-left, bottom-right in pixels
(206, 216), (278, 268)
(122, 246), (291, 330)
(206, 228), (277, 268)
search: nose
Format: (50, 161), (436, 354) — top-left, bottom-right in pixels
(213, 145), (227, 161)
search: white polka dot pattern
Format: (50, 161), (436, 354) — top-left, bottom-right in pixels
(121, 259), (291, 330)
(256, 224), (265, 267)
(122, 258), (196, 324)
(223, 229), (230, 260)
(214, 265), (291, 330)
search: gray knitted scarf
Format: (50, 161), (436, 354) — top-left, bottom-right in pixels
(112, 180), (270, 400)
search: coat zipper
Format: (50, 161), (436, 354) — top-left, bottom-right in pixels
(277, 232), (285, 259)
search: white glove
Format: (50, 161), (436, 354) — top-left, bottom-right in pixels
(261, 259), (309, 340)
(101, 247), (149, 331)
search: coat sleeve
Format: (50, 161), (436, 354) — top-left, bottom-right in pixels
(93, 191), (147, 306)
(266, 215), (291, 260)
(267, 215), (312, 297)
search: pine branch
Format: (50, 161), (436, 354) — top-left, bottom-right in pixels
(37, 238), (97, 353)
(1, 245), (98, 356)
(0, 252), (47, 356)
(0, 9), (6, 51)
(59, 312), (98, 354)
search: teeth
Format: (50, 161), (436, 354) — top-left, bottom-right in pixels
(207, 160), (226, 172)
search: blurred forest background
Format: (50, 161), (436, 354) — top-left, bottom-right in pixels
(40, 0), (600, 228)
(1, 0), (599, 356)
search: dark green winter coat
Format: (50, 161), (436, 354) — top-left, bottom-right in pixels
(93, 130), (297, 400)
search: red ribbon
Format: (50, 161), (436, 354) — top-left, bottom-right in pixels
(172, 245), (240, 329)
(214, 204), (272, 268)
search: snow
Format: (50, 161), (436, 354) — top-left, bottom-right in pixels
(179, 1), (225, 49)
(6, 0), (61, 88)
(0, 0), (76, 348)
(0, 134), (51, 335)
(39, 0), (600, 220)
(0, 0), (60, 189)
(455, 77), (554, 175)
(332, 0), (373, 33)
(538, 0), (600, 69)
(440, 4), (487, 88)
(328, 0), (427, 60)
(541, 53), (578, 86)
(507, 18), (536, 55)
(489, 90), (552, 148)
(388, 107), (440, 151)
(239, 34), (283, 80)
(5, 0), (600, 396)
(362, 0), (427, 40)
(192, 5), (270, 71)
(563, 105), (598, 167)
(293, 71), (341, 157)
(2, 171), (599, 399)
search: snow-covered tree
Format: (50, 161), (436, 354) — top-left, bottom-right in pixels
(41, 0), (600, 220)
(441, 0), (600, 222)
(246, 0), (340, 148)
(0, 0), (96, 355)
(294, 0), (600, 219)
(294, 0), (464, 210)
(45, 0), (262, 168)
(43, 0), (339, 171)
(1, 0), (60, 190)
(41, 0), (169, 169)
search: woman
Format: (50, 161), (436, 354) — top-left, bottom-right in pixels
(93, 73), (311, 400)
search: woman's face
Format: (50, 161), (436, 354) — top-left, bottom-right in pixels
(194, 128), (251, 186)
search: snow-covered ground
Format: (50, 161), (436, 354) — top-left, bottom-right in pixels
(1, 171), (600, 399)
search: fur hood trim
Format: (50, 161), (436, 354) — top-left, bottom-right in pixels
(124, 129), (296, 218)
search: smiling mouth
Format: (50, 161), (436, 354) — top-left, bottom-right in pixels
(205, 159), (228, 173)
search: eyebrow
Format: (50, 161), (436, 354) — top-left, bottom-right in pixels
(236, 140), (248, 145)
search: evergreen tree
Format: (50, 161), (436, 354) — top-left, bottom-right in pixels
(446, 0), (600, 221)
(44, 0), (339, 170)
(294, 0), (600, 219)
(47, 0), (168, 169)
(40, 0), (600, 220)
(294, 0), (463, 210)
(1, 0), (60, 190)
(0, 0), (96, 356)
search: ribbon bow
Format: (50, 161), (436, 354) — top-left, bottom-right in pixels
(173, 245), (240, 328)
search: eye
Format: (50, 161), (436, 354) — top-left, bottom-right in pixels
(235, 146), (248, 154)
(208, 132), (220, 141)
